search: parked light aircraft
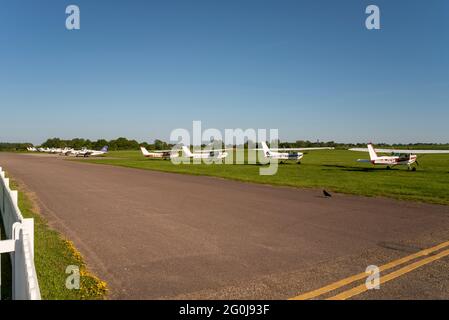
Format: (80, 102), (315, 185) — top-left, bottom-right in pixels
(59, 148), (74, 155)
(349, 143), (449, 170)
(140, 146), (179, 160)
(258, 141), (334, 164)
(63, 148), (85, 156)
(78, 146), (109, 157)
(181, 146), (229, 160)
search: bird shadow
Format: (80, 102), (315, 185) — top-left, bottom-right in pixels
(315, 195), (332, 199)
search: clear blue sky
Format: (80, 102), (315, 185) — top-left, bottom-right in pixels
(1, 0), (448, 144)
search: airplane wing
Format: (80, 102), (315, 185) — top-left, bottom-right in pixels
(349, 148), (370, 152)
(194, 148), (233, 153)
(148, 149), (179, 153)
(349, 148), (449, 154)
(252, 147), (334, 151)
(273, 147), (334, 151)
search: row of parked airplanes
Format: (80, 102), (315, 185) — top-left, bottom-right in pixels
(27, 146), (109, 157)
(143, 143), (449, 170)
(28, 142), (449, 170)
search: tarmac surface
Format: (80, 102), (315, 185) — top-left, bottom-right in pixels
(1, 152), (449, 299)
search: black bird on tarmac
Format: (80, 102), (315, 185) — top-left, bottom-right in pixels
(323, 190), (332, 198)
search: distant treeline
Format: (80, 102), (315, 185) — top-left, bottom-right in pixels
(0, 142), (33, 151)
(274, 141), (449, 150)
(1, 138), (449, 151)
(39, 138), (173, 151)
(242, 140), (449, 150)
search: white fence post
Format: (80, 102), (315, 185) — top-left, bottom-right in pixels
(10, 190), (18, 207)
(0, 166), (41, 300)
(22, 219), (34, 259)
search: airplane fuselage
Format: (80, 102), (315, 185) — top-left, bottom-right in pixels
(265, 151), (303, 161)
(190, 151), (228, 159)
(144, 152), (178, 159)
(372, 154), (417, 166)
(144, 153), (165, 159)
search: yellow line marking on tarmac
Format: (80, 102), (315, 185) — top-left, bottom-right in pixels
(290, 240), (449, 300)
(327, 247), (449, 300)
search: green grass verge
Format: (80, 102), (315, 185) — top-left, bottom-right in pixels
(82, 149), (449, 205)
(1, 179), (107, 300)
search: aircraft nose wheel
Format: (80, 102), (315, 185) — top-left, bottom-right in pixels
(296, 161), (301, 165)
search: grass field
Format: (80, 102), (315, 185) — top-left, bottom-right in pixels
(82, 149), (449, 205)
(1, 179), (107, 300)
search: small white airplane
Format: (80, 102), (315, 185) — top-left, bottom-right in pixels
(140, 146), (179, 160)
(82, 146), (109, 157)
(258, 141), (334, 164)
(58, 147), (74, 155)
(49, 148), (63, 154)
(71, 146), (108, 157)
(63, 148), (85, 157)
(181, 146), (229, 160)
(350, 143), (449, 170)
(27, 147), (37, 152)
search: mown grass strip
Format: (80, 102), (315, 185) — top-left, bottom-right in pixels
(83, 149), (449, 206)
(1, 178), (107, 300)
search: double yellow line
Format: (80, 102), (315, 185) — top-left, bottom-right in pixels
(290, 240), (449, 300)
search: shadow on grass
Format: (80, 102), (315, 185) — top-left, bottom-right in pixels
(321, 164), (399, 172)
(240, 162), (301, 167)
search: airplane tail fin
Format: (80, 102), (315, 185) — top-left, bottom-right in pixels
(367, 143), (378, 160)
(261, 141), (272, 156)
(182, 146), (193, 157)
(100, 146), (108, 152)
(140, 146), (150, 156)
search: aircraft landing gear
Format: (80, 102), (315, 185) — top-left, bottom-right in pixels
(296, 161), (301, 165)
(386, 166), (391, 170)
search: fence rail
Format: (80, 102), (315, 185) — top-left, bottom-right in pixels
(0, 166), (41, 300)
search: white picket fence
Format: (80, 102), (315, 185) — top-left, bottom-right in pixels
(0, 166), (41, 300)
